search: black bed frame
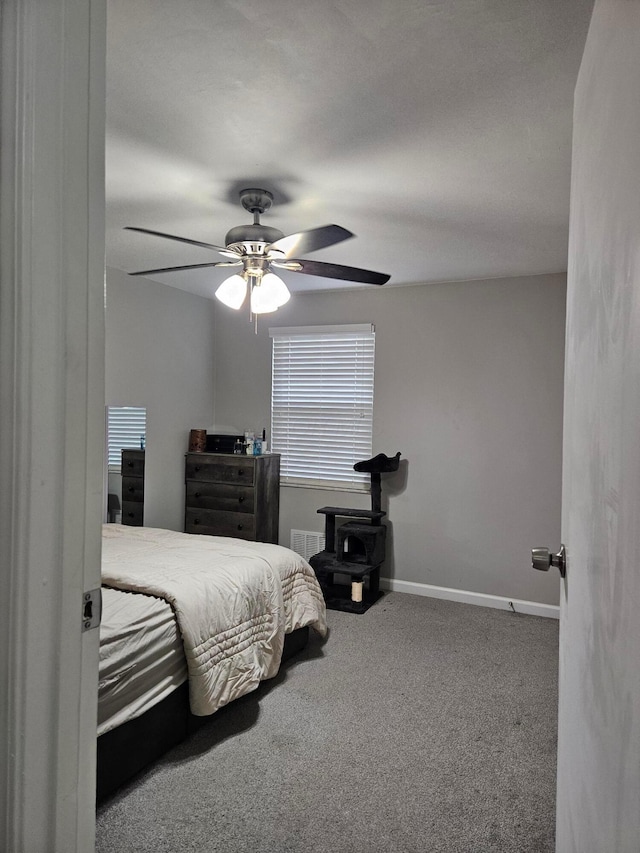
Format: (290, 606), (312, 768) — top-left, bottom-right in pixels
(96, 626), (309, 802)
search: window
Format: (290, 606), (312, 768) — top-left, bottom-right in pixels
(106, 406), (147, 471)
(270, 324), (375, 491)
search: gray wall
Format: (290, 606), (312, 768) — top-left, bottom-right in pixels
(106, 266), (216, 530)
(557, 1), (640, 848)
(213, 273), (565, 606)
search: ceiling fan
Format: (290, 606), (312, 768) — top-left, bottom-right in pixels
(125, 188), (390, 314)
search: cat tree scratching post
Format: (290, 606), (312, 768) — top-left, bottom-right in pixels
(309, 452), (401, 614)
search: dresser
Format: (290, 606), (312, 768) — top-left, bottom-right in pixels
(184, 452), (280, 543)
(121, 449), (145, 526)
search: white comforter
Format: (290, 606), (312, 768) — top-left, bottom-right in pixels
(101, 524), (326, 716)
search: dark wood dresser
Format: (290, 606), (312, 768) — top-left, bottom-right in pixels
(121, 449), (145, 526)
(184, 452), (280, 544)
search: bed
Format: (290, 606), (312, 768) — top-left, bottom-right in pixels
(97, 524), (327, 800)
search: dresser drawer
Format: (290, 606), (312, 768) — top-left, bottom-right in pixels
(122, 451), (145, 478)
(121, 501), (143, 526)
(185, 508), (255, 540)
(122, 476), (144, 503)
(185, 456), (255, 486)
(186, 481), (254, 514)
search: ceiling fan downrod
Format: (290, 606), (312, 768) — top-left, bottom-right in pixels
(225, 188), (284, 249)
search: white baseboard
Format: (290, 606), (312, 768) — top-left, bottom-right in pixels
(380, 577), (560, 620)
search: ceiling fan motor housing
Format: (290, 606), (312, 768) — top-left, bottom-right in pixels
(224, 223), (285, 250)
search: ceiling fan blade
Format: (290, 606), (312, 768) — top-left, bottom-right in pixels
(267, 224), (353, 258)
(286, 258), (390, 285)
(124, 226), (239, 258)
(129, 261), (225, 276)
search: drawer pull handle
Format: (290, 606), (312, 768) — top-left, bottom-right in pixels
(238, 496), (244, 503)
(194, 492), (201, 498)
(128, 486), (135, 493)
(237, 469), (244, 476)
(237, 524), (243, 530)
(194, 466), (201, 472)
(193, 518), (200, 525)
(127, 461), (134, 467)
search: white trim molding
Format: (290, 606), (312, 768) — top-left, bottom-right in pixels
(0, 0), (106, 850)
(380, 577), (560, 620)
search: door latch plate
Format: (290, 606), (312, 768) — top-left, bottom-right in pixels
(82, 588), (102, 631)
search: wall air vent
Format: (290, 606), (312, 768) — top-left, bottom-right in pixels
(290, 530), (325, 561)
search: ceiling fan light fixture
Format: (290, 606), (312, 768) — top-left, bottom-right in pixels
(263, 272), (291, 307)
(215, 273), (247, 310)
(250, 272), (290, 314)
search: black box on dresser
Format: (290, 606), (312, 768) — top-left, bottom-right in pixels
(184, 452), (280, 544)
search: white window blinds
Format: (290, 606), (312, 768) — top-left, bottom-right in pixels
(106, 406), (146, 469)
(270, 325), (375, 490)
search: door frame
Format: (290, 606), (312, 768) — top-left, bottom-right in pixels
(0, 0), (106, 849)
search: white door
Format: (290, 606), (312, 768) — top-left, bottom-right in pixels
(0, 1), (106, 850)
(555, 1), (640, 850)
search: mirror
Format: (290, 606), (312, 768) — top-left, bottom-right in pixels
(106, 406), (146, 524)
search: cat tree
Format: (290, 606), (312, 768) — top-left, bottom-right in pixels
(309, 452), (401, 614)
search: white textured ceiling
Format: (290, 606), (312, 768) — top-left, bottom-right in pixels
(106, 0), (594, 299)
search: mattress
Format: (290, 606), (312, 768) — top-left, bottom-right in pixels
(98, 586), (187, 736)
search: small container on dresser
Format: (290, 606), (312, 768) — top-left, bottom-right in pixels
(184, 452), (280, 543)
(121, 449), (145, 526)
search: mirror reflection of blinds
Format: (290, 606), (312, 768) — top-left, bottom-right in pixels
(270, 325), (374, 491)
(107, 406), (146, 467)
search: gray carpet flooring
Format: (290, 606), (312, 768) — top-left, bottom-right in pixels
(96, 592), (559, 853)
